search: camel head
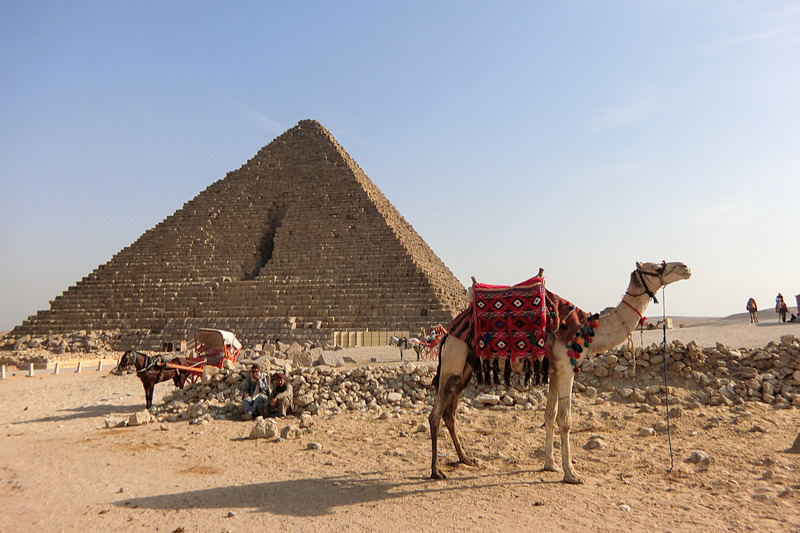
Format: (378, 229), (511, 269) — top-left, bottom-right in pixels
(632, 261), (691, 300)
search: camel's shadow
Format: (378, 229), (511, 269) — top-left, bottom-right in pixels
(116, 469), (555, 516)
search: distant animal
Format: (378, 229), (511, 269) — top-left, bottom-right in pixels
(428, 261), (691, 483)
(116, 350), (191, 409)
(747, 298), (759, 323)
(388, 336), (421, 361)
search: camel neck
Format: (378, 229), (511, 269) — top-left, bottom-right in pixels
(591, 293), (652, 353)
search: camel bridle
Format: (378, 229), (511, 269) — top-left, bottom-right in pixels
(627, 261), (666, 304)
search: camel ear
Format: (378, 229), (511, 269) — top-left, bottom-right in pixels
(635, 261), (644, 270)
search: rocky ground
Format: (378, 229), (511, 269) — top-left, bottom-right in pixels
(1, 319), (799, 532)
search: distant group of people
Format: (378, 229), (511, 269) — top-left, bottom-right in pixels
(241, 364), (294, 420)
(747, 294), (797, 324)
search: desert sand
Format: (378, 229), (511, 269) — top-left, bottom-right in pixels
(1, 318), (799, 532)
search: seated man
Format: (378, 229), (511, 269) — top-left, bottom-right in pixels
(265, 371), (294, 418)
(241, 364), (270, 420)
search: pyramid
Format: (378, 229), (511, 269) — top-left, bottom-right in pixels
(12, 120), (469, 349)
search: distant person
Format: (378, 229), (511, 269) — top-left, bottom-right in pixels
(746, 298), (759, 323)
(241, 365), (270, 420)
(776, 294), (786, 323)
(265, 371), (293, 418)
(778, 300), (789, 323)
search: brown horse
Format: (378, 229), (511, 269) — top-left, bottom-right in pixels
(117, 350), (191, 409)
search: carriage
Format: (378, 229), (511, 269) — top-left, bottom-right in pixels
(166, 328), (242, 383)
(417, 324), (447, 360)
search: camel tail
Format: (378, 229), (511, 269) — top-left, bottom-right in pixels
(432, 334), (447, 389)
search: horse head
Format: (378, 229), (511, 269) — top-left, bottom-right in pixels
(116, 350), (136, 372)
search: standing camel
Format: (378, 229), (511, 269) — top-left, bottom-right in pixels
(747, 298), (758, 323)
(428, 261), (691, 484)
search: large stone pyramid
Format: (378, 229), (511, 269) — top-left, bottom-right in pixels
(12, 120), (468, 349)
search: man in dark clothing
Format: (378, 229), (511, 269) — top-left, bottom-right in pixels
(241, 365), (270, 420)
(266, 372), (293, 417)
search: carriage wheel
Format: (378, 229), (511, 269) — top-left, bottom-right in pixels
(420, 345), (433, 360)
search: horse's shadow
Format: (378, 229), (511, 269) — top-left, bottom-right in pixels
(116, 469), (553, 516)
(11, 402), (146, 425)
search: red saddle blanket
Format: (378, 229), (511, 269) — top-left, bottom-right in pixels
(448, 276), (594, 370)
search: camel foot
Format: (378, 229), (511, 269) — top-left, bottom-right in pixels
(460, 457), (477, 467)
(543, 462), (560, 473)
(563, 472), (585, 484)
(431, 470), (447, 480)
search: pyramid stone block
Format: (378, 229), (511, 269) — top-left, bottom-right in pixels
(12, 120), (468, 349)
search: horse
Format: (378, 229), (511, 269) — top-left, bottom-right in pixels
(747, 298), (759, 323)
(116, 350), (191, 409)
(388, 335), (421, 361)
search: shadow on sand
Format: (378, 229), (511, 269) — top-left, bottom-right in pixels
(115, 469), (556, 516)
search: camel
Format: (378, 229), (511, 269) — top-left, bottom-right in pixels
(428, 261), (691, 484)
(747, 298), (759, 323)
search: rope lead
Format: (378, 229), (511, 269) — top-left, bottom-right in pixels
(661, 286), (674, 472)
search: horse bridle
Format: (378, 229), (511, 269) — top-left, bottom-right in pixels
(626, 261), (666, 304)
(118, 350), (135, 371)
(118, 350), (160, 375)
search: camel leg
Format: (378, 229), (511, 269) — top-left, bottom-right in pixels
(442, 372), (475, 467)
(543, 366), (560, 473)
(551, 355), (583, 484)
(430, 374), (464, 479)
(430, 337), (471, 479)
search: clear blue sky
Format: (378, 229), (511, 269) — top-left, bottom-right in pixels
(2, 1), (798, 330)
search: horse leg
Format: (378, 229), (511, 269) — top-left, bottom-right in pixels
(143, 380), (154, 410)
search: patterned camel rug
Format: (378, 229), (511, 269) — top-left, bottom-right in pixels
(448, 275), (598, 373)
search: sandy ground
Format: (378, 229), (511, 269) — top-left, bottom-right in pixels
(1, 319), (799, 532)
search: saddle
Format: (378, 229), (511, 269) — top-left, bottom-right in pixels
(449, 275), (598, 374)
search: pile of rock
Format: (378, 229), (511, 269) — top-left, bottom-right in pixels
(0, 330), (122, 365)
(578, 334), (800, 408)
